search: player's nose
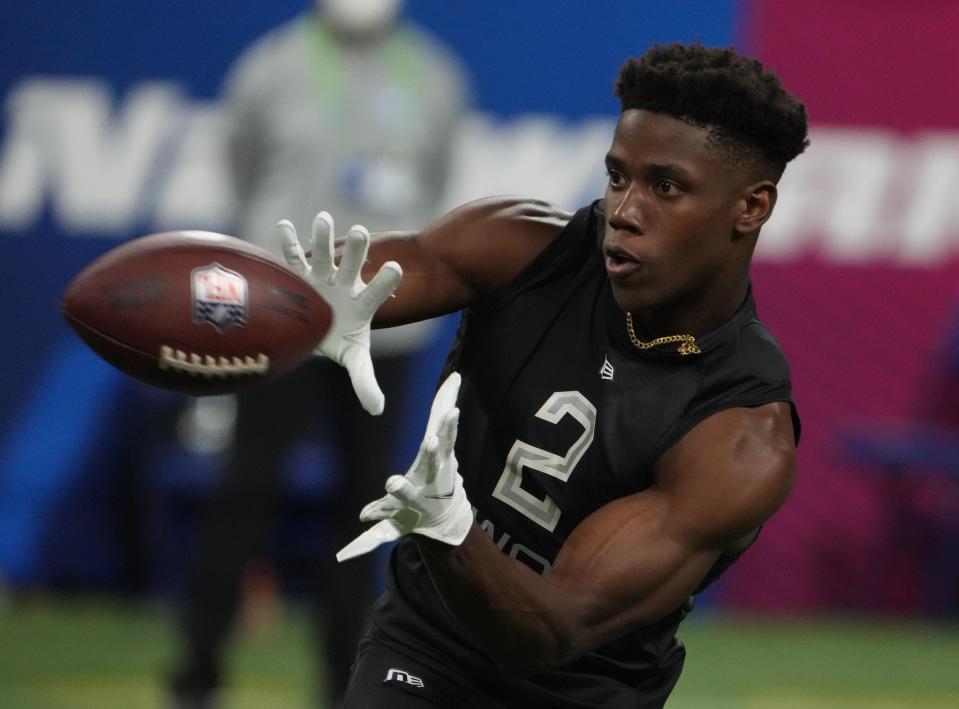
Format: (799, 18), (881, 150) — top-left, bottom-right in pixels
(606, 188), (645, 235)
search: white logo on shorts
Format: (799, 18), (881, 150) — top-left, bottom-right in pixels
(384, 667), (425, 687)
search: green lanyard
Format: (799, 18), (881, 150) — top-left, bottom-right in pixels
(302, 15), (424, 124)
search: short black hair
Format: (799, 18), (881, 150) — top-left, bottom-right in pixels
(615, 43), (809, 180)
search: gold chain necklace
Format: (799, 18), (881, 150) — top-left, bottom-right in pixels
(625, 312), (701, 356)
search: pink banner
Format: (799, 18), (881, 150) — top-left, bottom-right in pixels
(723, 260), (959, 612)
(745, 0), (959, 131)
(721, 1), (959, 614)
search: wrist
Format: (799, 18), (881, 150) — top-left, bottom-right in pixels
(416, 483), (474, 546)
(415, 517), (477, 552)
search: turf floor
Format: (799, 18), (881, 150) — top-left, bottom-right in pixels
(0, 596), (957, 708)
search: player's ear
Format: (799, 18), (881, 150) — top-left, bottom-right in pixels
(733, 181), (777, 235)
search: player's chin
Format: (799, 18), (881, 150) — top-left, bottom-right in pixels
(609, 280), (662, 315)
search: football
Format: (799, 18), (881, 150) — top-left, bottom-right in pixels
(61, 230), (332, 396)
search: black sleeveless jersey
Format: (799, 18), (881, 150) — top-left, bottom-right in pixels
(370, 201), (800, 708)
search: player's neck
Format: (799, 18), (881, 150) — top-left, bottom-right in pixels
(631, 279), (749, 341)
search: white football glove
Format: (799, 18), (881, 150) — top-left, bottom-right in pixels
(277, 211), (402, 415)
(337, 372), (473, 562)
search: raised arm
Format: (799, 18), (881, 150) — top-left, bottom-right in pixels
(415, 401), (796, 672)
(358, 196), (572, 327)
(280, 197), (570, 413)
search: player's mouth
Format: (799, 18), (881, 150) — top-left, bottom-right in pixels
(604, 244), (643, 277)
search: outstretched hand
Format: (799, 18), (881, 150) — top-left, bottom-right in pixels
(337, 372), (473, 561)
(277, 211), (402, 415)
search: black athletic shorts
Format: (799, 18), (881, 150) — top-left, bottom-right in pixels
(344, 627), (501, 708)
(344, 624), (685, 709)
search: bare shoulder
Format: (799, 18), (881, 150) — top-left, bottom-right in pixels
(653, 402), (796, 549)
(437, 195), (574, 229)
(421, 196), (573, 296)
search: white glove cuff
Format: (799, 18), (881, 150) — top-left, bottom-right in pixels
(415, 476), (474, 547)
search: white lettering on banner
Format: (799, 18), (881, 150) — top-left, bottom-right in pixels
(897, 134), (959, 263)
(754, 127), (959, 263)
(814, 131), (896, 260)
(442, 114), (613, 211)
(0, 77), (184, 233)
(760, 129), (901, 261)
(153, 105), (230, 231)
(1, 76), (958, 263)
(453, 124), (959, 264)
(0, 96), (43, 230)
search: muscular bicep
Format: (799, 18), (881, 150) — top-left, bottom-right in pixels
(549, 403), (796, 654)
(357, 197), (571, 326)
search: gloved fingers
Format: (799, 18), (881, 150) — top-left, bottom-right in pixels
(420, 436), (444, 487)
(404, 440), (429, 482)
(419, 410), (457, 489)
(337, 225), (371, 290)
(435, 408), (459, 463)
(335, 520), (402, 562)
(359, 484), (423, 535)
(358, 491), (399, 521)
(342, 345), (386, 415)
(277, 220), (309, 277)
(358, 261), (403, 314)
(424, 372), (461, 439)
(310, 211), (337, 280)
(385, 474), (420, 503)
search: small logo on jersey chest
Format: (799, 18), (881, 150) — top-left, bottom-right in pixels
(384, 668), (425, 687)
(599, 356), (615, 381)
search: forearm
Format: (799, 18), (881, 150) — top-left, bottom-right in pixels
(357, 232), (478, 327)
(414, 502), (723, 672)
(414, 525), (586, 673)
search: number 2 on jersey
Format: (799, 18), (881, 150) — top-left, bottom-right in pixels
(492, 391), (596, 531)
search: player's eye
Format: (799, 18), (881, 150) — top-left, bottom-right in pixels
(653, 179), (682, 195)
(606, 168), (626, 187)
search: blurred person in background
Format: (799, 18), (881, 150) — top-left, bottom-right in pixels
(167, 0), (470, 706)
(279, 42), (807, 709)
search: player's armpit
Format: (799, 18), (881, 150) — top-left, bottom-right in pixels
(416, 402), (796, 673)
(356, 197), (571, 327)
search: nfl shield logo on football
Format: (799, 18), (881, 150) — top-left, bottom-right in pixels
(191, 263), (249, 331)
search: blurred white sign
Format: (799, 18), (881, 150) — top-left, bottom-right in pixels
(1, 77), (958, 263)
